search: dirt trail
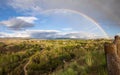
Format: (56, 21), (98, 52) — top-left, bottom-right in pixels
(24, 58), (31, 75)
(23, 50), (44, 75)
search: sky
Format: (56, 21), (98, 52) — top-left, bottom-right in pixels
(0, 0), (120, 39)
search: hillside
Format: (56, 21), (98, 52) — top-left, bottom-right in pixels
(0, 39), (111, 75)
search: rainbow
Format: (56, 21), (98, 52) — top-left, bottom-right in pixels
(42, 9), (109, 39)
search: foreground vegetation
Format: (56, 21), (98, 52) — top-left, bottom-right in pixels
(0, 39), (111, 75)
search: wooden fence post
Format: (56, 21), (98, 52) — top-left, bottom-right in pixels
(104, 35), (120, 75)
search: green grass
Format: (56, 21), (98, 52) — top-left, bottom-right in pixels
(0, 39), (110, 75)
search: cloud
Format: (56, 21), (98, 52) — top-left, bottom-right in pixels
(62, 32), (96, 39)
(0, 30), (105, 39)
(8, 0), (120, 26)
(0, 32), (30, 38)
(0, 32), (7, 38)
(0, 16), (37, 30)
(8, 0), (95, 15)
(8, 0), (43, 14)
(7, 0), (120, 36)
(27, 30), (60, 39)
(0, 30), (60, 38)
(0, 0), (8, 9)
(16, 16), (38, 23)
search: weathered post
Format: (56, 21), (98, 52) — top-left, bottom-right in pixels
(104, 35), (120, 75)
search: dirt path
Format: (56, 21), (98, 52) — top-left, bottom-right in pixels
(23, 50), (44, 75)
(24, 58), (31, 75)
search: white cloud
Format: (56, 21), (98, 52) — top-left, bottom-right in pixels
(0, 16), (37, 30)
(0, 32), (7, 38)
(16, 16), (37, 23)
(0, 30), (106, 39)
(8, 0), (43, 12)
(0, 32), (30, 38)
(62, 32), (97, 39)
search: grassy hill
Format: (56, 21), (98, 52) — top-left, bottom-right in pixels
(0, 39), (111, 75)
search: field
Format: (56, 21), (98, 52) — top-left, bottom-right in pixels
(0, 39), (111, 75)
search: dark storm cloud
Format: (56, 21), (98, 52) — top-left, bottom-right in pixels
(97, 0), (120, 15)
(94, 0), (120, 23)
